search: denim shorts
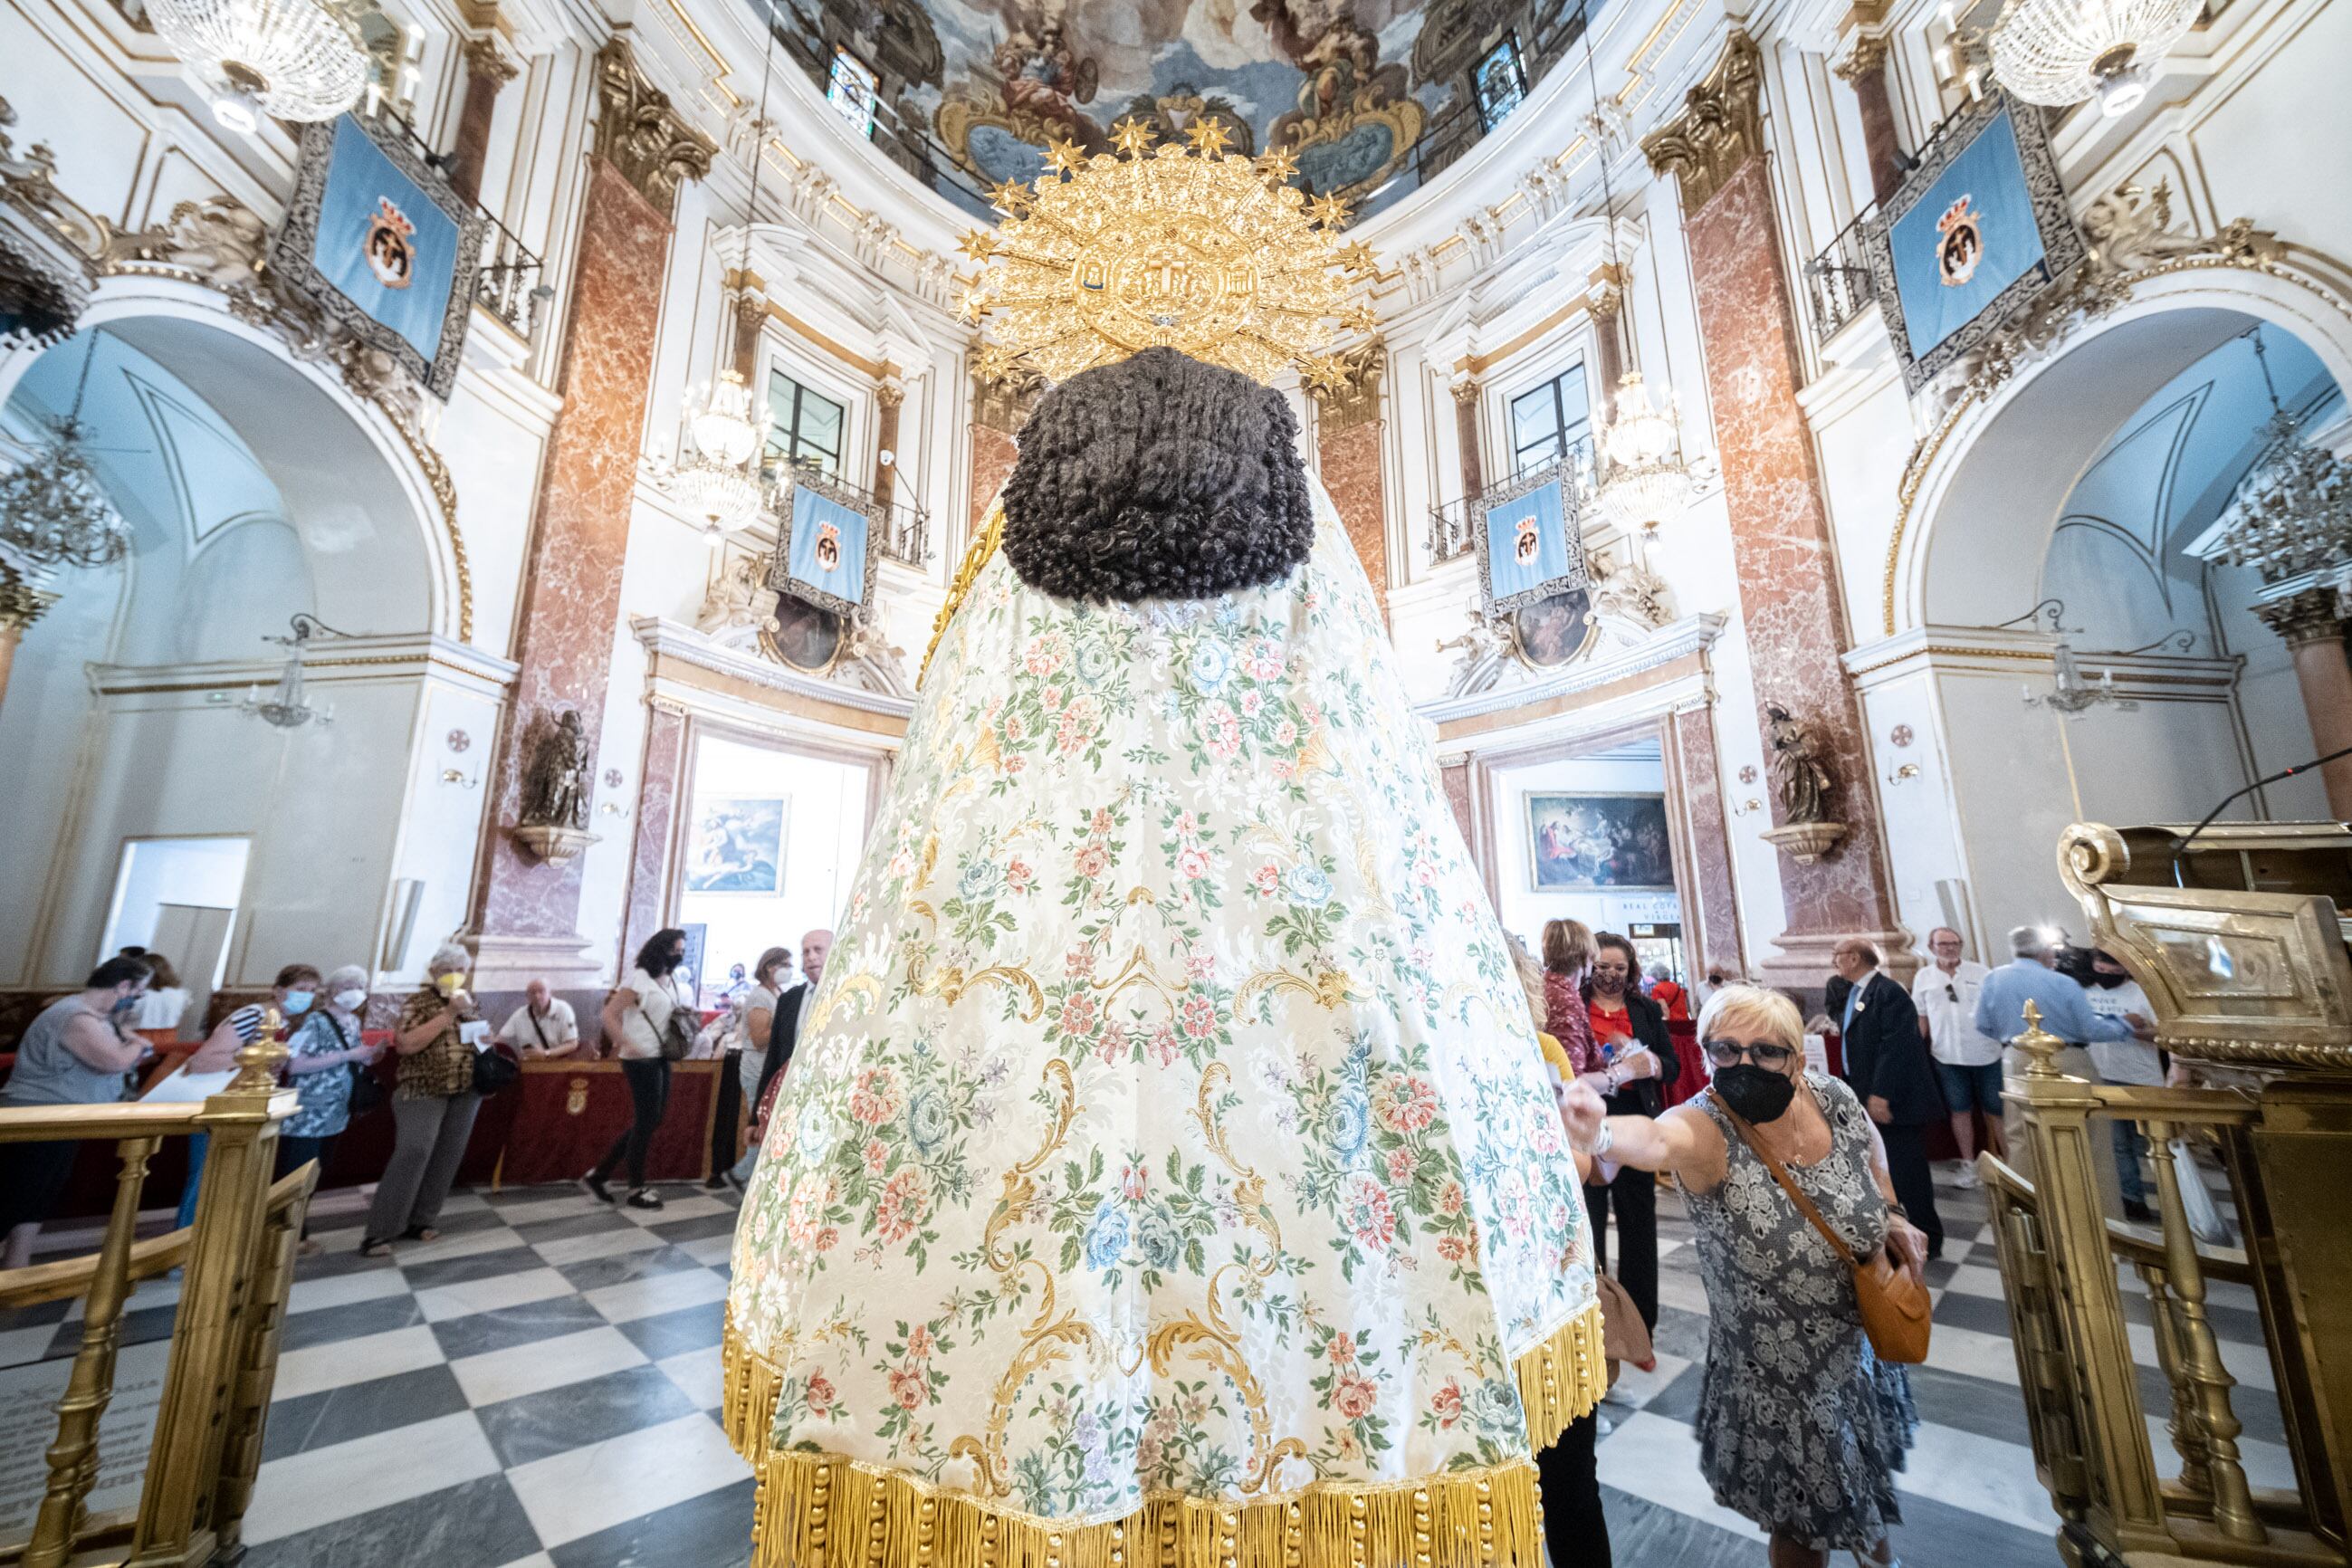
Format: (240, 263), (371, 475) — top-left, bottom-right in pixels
(1936, 1059), (2005, 1114)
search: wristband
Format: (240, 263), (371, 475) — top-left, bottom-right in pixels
(1579, 1119), (1615, 1158)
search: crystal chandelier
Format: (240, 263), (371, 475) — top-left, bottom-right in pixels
(689, 370), (761, 468)
(0, 333), (132, 575)
(1988, 0), (2200, 118)
(146, 0), (368, 133)
(241, 614), (340, 729)
(2213, 332), (2352, 587)
(1593, 370), (1696, 532)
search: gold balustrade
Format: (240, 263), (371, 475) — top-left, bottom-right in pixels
(1980, 822), (2352, 1568)
(0, 1011), (314, 1568)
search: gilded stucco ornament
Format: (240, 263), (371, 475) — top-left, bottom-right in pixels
(1640, 33), (1764, 218)
(591, 39), (717, 218)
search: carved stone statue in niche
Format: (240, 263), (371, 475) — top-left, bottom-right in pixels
(837, 617), (912, 696)
(1436, 602), (1515, 697)
(1764, 702), (1836, 825)
(520, 710), (593, 831)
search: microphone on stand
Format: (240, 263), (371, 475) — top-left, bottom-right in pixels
(2168, 744), (2352, 882)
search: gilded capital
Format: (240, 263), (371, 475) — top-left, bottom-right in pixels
(0, 570), (59, 634)
(1448, 377), (1481, 406)
(1309, 342), (1385, 431)
(464, 37), (521, 87)
(592, 39), (717, 219)
(1641, 32), (1765, 219)
(2253, 588), (2349, 648)
(1831, 33), (1890, 85)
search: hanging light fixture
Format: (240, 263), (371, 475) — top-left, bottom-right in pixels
(1594, 370), (1697, 532)
(0, 331), (133, 574)
(663, 14), (777, 544)
(146, 0), (369, 132)
(2213, 328), (2352, 588)
(1572, 1), (1696, 535)
(1988, 0), (2200, 118)
(240, 614), (344, 729)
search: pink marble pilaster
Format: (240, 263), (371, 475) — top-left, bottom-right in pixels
(1678, 156), (1898, 946)
(1438, 757), (1476, 848)
(1318, 418), (1390, 614)
(1669, 705), (1745, 979)
(475, 157), (675, 946)
(620, 705), (689, 968)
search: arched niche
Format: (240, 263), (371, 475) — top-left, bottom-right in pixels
(0, 282), (460, 644)
(1888, 263), (2352, 637)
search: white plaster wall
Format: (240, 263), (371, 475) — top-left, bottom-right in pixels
(1487, 752), (1681, 949)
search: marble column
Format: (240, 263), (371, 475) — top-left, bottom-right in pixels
(1313, 344), (1390, 614)
(620, 703), (691, 968)
(1668, 704), (1746, 980)
(873, 376), (904, 510)
(468, 41), (714, 989)
(1438, 756), (1477, 849)
(0, 570), (56, 720)
(1644, 33), (1907, 980)
(1451, 379), (1484, 502)
(449, 39), (521, 206)
(969, 370), (1035, 528)
(1832, 33), (1905, 203)
(2256, 588), (2352, 818)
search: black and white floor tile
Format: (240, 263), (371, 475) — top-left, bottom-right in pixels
(0, 1162), (2281, 1568)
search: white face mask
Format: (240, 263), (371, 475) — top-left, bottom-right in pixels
(333, 988), (368, 1011)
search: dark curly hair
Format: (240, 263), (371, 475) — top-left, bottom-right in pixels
(999, 348), (1315, 603)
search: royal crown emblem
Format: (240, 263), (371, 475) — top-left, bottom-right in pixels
(1936, 194), (1984, 287)
(958, 118), (1379, 389)
(363, 196), (417, 290)
(1515, 512), (1541, 565)
(814, 520), (842, 572)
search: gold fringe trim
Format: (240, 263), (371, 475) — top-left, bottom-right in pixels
(722, 1299), (1606, 1566)
(1512, 1300), (1608, 1452)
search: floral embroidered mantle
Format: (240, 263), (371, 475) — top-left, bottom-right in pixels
(725, 486), (1601, 1562)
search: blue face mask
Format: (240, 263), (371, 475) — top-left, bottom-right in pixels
(282, 990), (315, 1016)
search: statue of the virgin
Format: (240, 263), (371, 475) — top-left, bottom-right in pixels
(723, 344), (1602, 1565)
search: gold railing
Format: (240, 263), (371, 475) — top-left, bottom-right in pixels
(0, 1017), (311, 1568)
(1981, 820), (2352, 1567)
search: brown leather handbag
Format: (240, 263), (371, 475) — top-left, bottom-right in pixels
(1724, 1106), (1933, 1365)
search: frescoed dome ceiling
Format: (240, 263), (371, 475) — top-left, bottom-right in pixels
(771, 0), (1595, 221)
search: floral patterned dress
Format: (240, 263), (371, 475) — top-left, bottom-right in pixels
(726, 484), (1600, 1554)
(1685, 1073), (1919, 1551)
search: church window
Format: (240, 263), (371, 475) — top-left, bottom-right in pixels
(767, 370), (846, 477)
(1510, 363), (1591, 474)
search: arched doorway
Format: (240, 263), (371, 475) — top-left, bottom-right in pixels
(1857, 279), (2352, 951)
(0, 305), (508, 1005)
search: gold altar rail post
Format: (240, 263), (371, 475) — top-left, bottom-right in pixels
(0, 1009), (314, 1568)
(1980, 821), (2352, 1568)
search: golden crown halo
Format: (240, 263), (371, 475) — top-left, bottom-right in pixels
(958, 117), (1380, 389)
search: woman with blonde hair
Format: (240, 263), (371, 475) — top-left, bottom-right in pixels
(1557, 984), (1924, 1566)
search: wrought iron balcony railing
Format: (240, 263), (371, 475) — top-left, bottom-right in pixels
(1803, 204), (1879, 347)
(475, 211), (552, 340)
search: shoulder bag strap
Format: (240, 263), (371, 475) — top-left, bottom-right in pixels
(1719, 1100), (1858, 1267)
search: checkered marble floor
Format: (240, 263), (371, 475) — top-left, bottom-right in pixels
(0, 1162), (2280, 1568)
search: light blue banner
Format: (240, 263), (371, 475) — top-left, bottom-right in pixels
(1484, 477), (1570, 603)
(1888, 106), (2047, 362)
(789, 485), (870, 607)
(312, 117), (459, 362)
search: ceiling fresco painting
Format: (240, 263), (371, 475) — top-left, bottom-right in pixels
(779, 0), (1591, 215)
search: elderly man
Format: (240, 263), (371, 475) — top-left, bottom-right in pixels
(1911, 926), (2004, 1187)
(728, 927), (834, 1192)
(1976, 924), (2150, 1206)
(1831, 937), (1944, 1257)
(498, 979), (580, 1059)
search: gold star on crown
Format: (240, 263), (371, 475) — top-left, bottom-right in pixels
(961, 136), (1372, 387)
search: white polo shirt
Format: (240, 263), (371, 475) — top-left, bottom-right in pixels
(1911, 959), (2003, 1067)
(2088, 980), (2164, 1085)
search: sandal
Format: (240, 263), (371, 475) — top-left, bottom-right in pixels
(359, 1238), (394, 1258)
(401, 1225), (442, 1244)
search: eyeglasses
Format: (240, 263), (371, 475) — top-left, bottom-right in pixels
(1945, 984), (1958, 1002)
(1704, 1038), (1795, 1068)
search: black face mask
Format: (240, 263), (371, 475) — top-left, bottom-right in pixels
(1713, 1064), (1797, 1123)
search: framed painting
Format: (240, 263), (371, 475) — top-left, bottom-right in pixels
(268, 113), (483, 399)
(770, 468), (883, 618)
(685, 796), (788, 895)
(1472, 456), (1589, 616)
(1510, 586), (1597, 671)
(1524, 791), (1675, 892)
(1860, 88), (2087, 395)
